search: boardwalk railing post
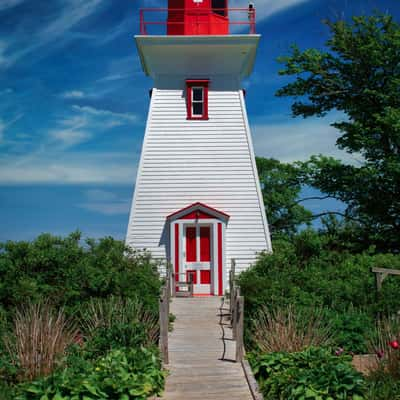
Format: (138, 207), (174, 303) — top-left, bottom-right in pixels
(235, 295), (244, 362)
(159, 287), (169, 364)
(232, 286), (240, 340)
(230, 259), (236, 317)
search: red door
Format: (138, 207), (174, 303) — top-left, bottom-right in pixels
(184, 225), (212, 294)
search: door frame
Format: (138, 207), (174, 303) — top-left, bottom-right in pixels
(183, 222), (213, 294)
(170, 218), (226, 296)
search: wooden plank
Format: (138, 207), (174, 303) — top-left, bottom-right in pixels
(372, 267), (400, 276)
(160, 297), (253, 400)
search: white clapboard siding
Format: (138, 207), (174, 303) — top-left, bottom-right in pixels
(126, 88), (272, 276)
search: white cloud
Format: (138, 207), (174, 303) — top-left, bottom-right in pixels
(231, 0), (310, 20)
(0, 0), (103, 68)
(49, 129), (92, 147)
(37, 0), (103, 43)
(62, 90), (85, 99)
(0, 0), (25, 11)
(79, 201), (130, 216)
(47, 105), (139, 149)
(0, 88), (13, 95)
(0, 41), (10, 67)
(84, 189), (118, 202)
(0, 120), (5, 142)
(72, 105), (139, 124)
(0, 152), (137, 184)
(251, 116), (362, 164)
(78, 189), (131, 215)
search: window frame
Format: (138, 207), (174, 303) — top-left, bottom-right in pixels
(186, 79), (209, 120)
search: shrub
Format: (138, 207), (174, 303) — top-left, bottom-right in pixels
(0, 233), (162, 321)
(248, 347), (365, 400)
(3, 302), (78, 381)
(237, 235), (400, 353)
(17, 347), (165, 400)
(251, 305), (332, 353)
(328, 308), (374, 354)
(80, 296), (158, 346)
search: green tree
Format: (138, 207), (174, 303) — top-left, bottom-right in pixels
(276, 14), (400, 251)
(256, 157), (312, 237)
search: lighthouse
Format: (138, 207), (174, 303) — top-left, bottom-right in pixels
(126, 1), (272, 296)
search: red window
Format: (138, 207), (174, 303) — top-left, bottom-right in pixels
(186, 80), (209, 120)
(186, 226), (196, 262)
(200, 226), (211, 262)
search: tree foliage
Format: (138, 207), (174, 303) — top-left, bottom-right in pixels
(277, 14), (400, 251)
(256, 157), (312, 237)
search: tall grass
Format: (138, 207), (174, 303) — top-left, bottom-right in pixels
(252, 305), (332, 353)
(368, 317), (400, 378)
(3, 302), (78, 380)
(80, 296), (159, 346)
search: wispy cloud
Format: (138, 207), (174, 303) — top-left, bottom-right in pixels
(0, 41), (10, 68)
(231, 0), (311, 20)
(0, 88), (14, 95)
(0, 0), (25, 11)
(47, 105), (139, 149)
(0, 120), (5, 142)
(62, 90), (85, 99)
(1, 0), (104, 68)
(79, 189), (130, 215)
(252, 115), (362, 164)
(72, 105), (139, 125)
(0, 152), (137, 184)
(49, 129), (92, 148)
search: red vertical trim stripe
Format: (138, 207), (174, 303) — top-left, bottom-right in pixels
(174, 224), (179, 282)
(218, 223), (223, 296)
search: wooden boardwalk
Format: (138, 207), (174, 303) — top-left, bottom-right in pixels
(160, 297), (253, 400)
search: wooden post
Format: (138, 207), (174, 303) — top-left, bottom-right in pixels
(159, 287), (169, 364)
(232, 286), (240, 340)
(230, 259), (236, 321)
(171, 271), (176, 297)
(235, 296), (244, 362)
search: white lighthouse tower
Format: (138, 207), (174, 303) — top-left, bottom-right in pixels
(126, 0), (272, 296)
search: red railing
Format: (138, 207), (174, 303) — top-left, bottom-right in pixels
(139, 7), (256, 35)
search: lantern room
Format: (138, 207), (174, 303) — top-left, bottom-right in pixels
(167, 0), (228, 35)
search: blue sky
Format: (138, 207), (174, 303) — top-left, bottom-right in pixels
(0, 0), (398, 242)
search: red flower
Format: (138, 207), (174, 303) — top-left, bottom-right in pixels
(389, 340), (399, 349)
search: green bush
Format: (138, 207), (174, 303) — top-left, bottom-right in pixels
(16, 347), (165, 400)
(79, 296), (159, 354)
(0, 233), (164, 397)
(238, 233), (400, 353)
(248, 347), (365, 400)
(84, 323), (148, 358)
(0, 232), (162, 320)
